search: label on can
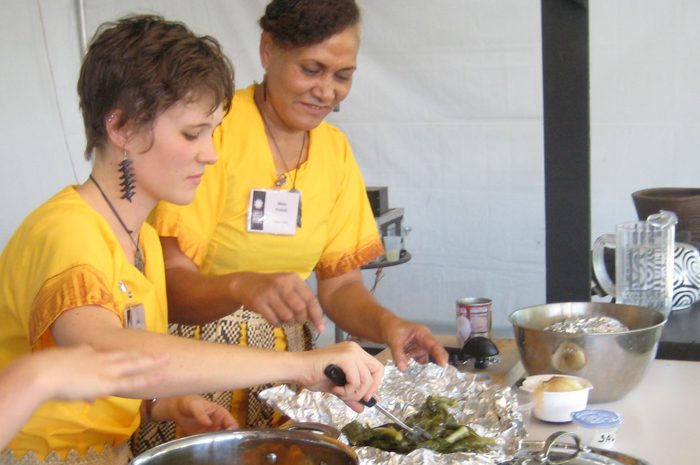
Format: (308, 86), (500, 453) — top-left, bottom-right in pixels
(456, 297), (492, 343)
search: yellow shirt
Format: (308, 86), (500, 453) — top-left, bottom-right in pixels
(151, 84), (383, 279)
(149, 84), (382, 429)
(0, 186), (167, 460)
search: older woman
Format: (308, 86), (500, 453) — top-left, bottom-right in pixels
(0, 14), (383, 464)
(150, 0), (448, 431)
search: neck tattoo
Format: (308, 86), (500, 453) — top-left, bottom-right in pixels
(255, 89), (307, 190)
(89, 174), (145, 273)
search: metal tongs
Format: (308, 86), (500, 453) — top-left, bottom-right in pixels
(324, 364), (431, 440)
(498, 431), (585, 465)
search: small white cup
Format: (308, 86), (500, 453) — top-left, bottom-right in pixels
(521, 374), (593, 423)
(382, 235), (402, 261)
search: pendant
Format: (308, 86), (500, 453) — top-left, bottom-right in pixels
(275, 174), (287, 187)
(135, 248), (145, 273)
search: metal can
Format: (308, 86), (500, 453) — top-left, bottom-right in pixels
(456, 297), (492, 343)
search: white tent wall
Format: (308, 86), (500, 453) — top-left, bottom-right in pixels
(1, 1), (699, 339)
(589, 1), (700, 240)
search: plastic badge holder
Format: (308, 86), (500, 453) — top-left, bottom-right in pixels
(571, 409), (622, 449)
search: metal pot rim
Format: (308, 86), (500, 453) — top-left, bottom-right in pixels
(505, 431), (651, 465)
(131, 427), (358, 465)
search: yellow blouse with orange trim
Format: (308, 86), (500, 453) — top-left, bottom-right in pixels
(0, 186), (167, 460)
(150, 84), (383, 280)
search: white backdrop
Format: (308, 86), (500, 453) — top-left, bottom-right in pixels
(1, 1), (699, 338)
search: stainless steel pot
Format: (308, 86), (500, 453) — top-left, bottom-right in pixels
(131, 427), (358, 465)
(500, 431), (651, 465)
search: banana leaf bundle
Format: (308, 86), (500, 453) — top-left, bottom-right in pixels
(342, 395), (496, 455)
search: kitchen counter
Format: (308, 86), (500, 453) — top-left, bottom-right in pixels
(376, 338), (698, 465)
(524, 359), (700, 465)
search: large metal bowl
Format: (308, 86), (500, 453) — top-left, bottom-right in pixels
(509, 302), (666, 402)
(131, 428), (358, 465)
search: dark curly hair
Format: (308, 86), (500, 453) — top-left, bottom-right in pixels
(259, 0), (361, 48)
(78, 14), (235, 159)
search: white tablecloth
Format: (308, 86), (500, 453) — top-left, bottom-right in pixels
(523, 359), (700, 465)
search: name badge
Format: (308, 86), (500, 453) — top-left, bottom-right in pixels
(125, 305), (146, 329)
(247, 188), (300, 235)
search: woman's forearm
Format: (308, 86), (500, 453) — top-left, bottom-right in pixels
(165, 266), (243, 324)
(160, 238), (324, 330)
(159, 237), (245, 324)
(318, 272), (398, 343)
(54, 321), (300, 398)
(50, 307), (380, 402)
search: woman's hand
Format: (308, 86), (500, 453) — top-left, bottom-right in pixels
(29, 345), (170, 402)
(381, 316), (449, 372)
(154, 395), (237, 436)
(0, 346), (170, 451)
(298, 341), (384, 413)
(232, 271), (325, 333)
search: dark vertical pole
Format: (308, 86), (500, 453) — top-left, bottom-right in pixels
(541, 0), (591, 302)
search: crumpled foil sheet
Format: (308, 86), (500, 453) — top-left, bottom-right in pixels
(259, 360), (524, 465)
(545, 316), (629, 334)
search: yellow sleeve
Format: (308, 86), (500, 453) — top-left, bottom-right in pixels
(30, 264), (117, 349)
(315, 140), (383, 279)
(5, 189), (166, 349)
(1, 191), (125, 348)
(150, 129), (229, 267)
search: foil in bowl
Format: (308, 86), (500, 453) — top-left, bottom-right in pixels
(260, 360), (524, 465)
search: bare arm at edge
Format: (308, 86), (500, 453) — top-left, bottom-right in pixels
(160, 237), (324, 332)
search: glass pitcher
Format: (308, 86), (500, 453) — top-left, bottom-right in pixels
(592, 210), (677, 316)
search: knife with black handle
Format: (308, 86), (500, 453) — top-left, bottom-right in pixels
(323, 364), (430, 439)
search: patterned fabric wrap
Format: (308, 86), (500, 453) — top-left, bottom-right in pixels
(130, 307), (313, 456)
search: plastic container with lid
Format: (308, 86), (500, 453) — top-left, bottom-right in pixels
(571, 409), (622, 449)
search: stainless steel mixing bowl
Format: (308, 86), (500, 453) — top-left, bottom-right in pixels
(509, 302), (666, 402)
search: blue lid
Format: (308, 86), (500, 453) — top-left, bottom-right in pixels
(473, 373), (492, 385)
(571, 409), (622, 428)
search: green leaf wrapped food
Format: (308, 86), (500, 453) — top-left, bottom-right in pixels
(342, 395), (496, 455)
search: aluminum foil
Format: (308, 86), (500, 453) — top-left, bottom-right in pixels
(544, 316), (629, 334)
(259, 360), (524, 465)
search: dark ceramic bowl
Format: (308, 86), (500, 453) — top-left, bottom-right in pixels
(632, 187), (700, 243)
